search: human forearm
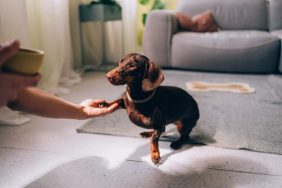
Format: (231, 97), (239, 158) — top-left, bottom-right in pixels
(7, 87), (87, 119)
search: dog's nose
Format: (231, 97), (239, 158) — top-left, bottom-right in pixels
(106, 72), (111, 79)
(106, 73), (115, 82)
(106, 70), (116, 79)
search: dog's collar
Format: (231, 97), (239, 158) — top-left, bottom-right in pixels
(126, 89), (156, 104)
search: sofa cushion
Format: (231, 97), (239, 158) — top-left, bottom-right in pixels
(192, 10), (220, 32)
(176, 11), (220, 32)
(171, 31), (280, 73)
(268, 0), (282, 31)
(176, 0), (267, 30)
(175, 12), (194, 31)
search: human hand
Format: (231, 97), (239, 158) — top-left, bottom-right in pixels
(0, 40), (40, 106)
(79, 99), (120, 119)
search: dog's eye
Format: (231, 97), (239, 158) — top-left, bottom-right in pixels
(130, 64), (135, 68)
(126, 63), (136, 70)
(128, 67), (137, 71)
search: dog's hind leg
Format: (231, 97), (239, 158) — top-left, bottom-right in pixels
(170, 119), (197, 149)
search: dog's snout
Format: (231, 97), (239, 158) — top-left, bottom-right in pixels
(106, 72), (112, 79)
(105, 65), (128, 85)
(106, 70), (123, 85)
(108, 76), (115, 83)
(106, 71), (116, 81)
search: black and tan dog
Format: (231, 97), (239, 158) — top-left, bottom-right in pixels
(106, 53), (199, 164)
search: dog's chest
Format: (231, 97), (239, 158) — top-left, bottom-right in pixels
(123, 97), (154, 129)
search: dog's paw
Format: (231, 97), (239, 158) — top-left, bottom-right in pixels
(170, 136), (189, 150)
(150, 149), (161, 164)
(97, 102), (109, 108)
(140, 131), (153, 138)
(151, 153), (161, 165)
(170, 140), (183, 150)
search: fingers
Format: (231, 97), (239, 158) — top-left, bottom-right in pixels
(34, 73), (41, 81)
(91, 102), (119, 115)
(80, 99), (94, 106)
(79, 98), (122, 118)
(0, 40), (20, 65)
(0, 89), (18, 106)
(108, 98), (123, 105)
(0, 71), (40, 107)
(81, 101), (120, 118)
(80, 99), (118, 108)
(80, 99), (105, 105)
(4, 73), (40, 89)
(104, 102), (120, 113)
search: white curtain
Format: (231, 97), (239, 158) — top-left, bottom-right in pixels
(119, 0), (140, 54)
(0, 0), (30, 46)
(69, 0), (140, 70)
(0, 0), (32, 125)
(0, 0), (138, 125)
(0, 0), (80, 125)
(26, 0), (81, 94)
(69, 0), (103, 70)
(0, 0), (139, 90)
(0, 0), (80, 94)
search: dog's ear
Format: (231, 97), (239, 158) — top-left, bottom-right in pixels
(142, 61), (164, 91)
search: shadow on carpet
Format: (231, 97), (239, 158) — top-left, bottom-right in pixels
(77, 110), (214, 144)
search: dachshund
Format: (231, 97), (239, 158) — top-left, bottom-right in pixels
(106, 53), (200, 164)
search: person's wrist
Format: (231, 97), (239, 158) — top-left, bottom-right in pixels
(76, 104), (90, 120)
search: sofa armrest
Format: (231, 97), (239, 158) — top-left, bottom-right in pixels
(143, 10), (178, 67)
(271, 30), (282, 73)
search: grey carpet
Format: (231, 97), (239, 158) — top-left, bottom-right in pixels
(77, 70), (282, 155)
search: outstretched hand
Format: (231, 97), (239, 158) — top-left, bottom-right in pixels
(79, 99), (120, 118)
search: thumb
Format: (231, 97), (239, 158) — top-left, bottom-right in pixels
(0, 40), (20, 65)
(80, 99), (106, 107)
(105, 102), (120, 113)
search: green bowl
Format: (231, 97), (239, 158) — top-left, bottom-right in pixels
(2, 48), (44, 75)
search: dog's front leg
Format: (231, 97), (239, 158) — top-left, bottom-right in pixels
(109, 98), (125, 109)
(150, 129), (162, 164)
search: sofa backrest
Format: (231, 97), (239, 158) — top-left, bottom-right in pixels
(268, 0), (282, 31)
(176, 0), (268, 31)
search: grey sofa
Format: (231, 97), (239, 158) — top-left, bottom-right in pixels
(142, 0), (282, 154)
(143, 0), (282, 74)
